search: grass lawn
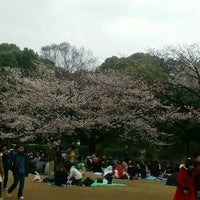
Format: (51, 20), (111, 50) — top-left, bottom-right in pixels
(2, 172), (176, 200)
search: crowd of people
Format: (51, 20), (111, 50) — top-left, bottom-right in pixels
(0, 141), (200, 200)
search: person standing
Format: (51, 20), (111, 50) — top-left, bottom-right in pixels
(173, 158), (195, 200)
(1, 144), (10, 190)
(66, 143), (79, 167)
(193, 152), (200, 200)
(54, 139), (62, 172)
(48, 141), (57, 178)
(0, 147), (4, 200)
(139, 148), (146, 163)
(7, 144), (28, 200)
(123, 145), (130, 163)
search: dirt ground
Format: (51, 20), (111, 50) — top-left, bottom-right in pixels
(2, 173), (176, 200)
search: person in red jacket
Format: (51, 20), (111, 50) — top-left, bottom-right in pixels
(173, 158), (196, 200)
(193, 152), (200, 200)
(113, 161), (124, 179)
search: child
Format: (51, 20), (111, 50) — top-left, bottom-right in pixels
(173, 158), (195, 200)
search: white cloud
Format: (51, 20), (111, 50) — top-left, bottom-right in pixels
(0, 0), (200, 61)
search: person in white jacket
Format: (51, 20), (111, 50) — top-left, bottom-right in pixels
(68, 166), (83, 186)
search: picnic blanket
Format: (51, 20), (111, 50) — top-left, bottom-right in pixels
(91, 181), (126, 187)
(146, 175), (167, 183)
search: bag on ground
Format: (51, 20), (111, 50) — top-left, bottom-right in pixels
(83, 177), (94, 186)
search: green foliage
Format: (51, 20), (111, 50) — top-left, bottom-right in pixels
(0, 43), (38, 70)
(0, 51), (19, 67)
(20, 48), (38, 67)
(156, 118), (200, 156)
(0, 43), (20, 52)
(99, 56), (131, 71)
(98, 53), (169, 82)
(95, 143), (123, 157)
(40, 58), (55, 69)
(0, 43), (20, 67)
(23, 143), (49, 152)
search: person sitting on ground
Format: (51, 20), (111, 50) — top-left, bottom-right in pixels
(35, 153), (46, 174)
(91, 154), (102, 173)
(113, 161), (124, 179)
(103, 165), (113, 184)
(28, 153), (36, 174)
(127, 160), (138, 180)
(139, 162), (147, 179)
(67, 166), (83, 186)
(77, 162), (86, 177)
(54, 163), (67, 186)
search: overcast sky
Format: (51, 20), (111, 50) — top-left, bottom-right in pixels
(1, 0), (200, 63)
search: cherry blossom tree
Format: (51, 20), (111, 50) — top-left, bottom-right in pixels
(150, 43), (200, 100)
(2, 63), (198, 152)
(149, 43), (200, 153)
(0, 65), (167, 149)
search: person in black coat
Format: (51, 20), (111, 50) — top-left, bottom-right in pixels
(54, 163), (67, 186)
(7, 144), (28, 199)
(127, 160), (138, 180)
(1, 143), (10, 190)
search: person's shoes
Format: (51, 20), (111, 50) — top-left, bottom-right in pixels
(3, 187), (8, 190)
(18, 196), (24, 199)
(7, 192), (12, 197)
